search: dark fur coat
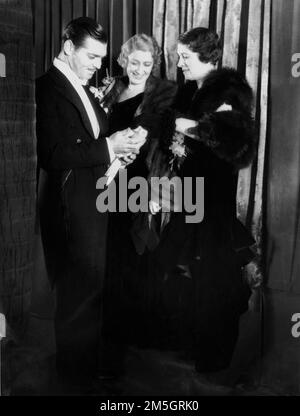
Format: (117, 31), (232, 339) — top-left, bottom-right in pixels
(102, 75), (178, 181)
(149, 68), (257, 371)
(158, 67), (257, 267)
(177, 67), (256, 170)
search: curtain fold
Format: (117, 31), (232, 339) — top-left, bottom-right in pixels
(164, 0), (180, 80)
(289, 0), (300, 294)
(236, 0), (262, 230)
(152, 0), (165, 48)
(216, 0), (225, 36)
(237, 0), (270, 268)
(222, 0), (242, 68)
(193, 0), (211, 27)
(186, 0), (194, 29)
(252, 0), (270, 250)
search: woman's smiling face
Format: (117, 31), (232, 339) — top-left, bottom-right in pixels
(177, 43), (214, 82)
(126, 50), (154, 87)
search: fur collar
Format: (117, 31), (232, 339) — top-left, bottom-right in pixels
(185, 67), (256, 169)
(192, 67), (254, 115)
(102, 75), (177, 116)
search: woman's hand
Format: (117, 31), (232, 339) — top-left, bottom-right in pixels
(130, 126), (148, 148)
(116, 126), (148, 167)
(216, 103), (232, 112)
(108, 128), (137, 155)
(149, 200), (161, 215)
(109, 126), (147, 156)
(175, 118), (198, 138)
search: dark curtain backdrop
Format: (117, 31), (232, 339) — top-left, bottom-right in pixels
(33, 0), (153, 79)
(260, 2), (300, 394)
(266, 0), (300, 294)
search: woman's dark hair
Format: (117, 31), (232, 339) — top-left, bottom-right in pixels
(178, 27), (222, 65)
(62, 17), (107, 48)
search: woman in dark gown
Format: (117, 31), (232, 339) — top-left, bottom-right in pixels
(144, 27), (257, 373)
(98, 34), (177, 375)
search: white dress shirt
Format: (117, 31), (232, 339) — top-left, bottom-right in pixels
(53, 57), (114, 161)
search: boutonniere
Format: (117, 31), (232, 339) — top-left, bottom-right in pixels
(89, 86), (104, 100)
(169, 131), (187, 171)
(89, 76), (115, 113)
(89, 86), (108, 113)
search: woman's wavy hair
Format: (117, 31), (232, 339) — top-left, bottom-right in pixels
(117, 34), (162, 76)
(178, 27), (222, 65)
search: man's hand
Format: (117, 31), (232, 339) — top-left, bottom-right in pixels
(116, 126), (148, 166)
(108, 128), (139, 155)
(130, 126), (148, 143)
(108, 127), (147, 156)
(126, 126), (148, 153)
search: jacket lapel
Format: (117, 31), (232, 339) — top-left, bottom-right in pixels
(84, 87), (109, 135)
(48, 65), (98, 138)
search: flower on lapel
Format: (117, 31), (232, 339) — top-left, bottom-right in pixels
(169, 131), (187, 171)
(89, 85), (108, 113)
(89, 86), (104, 100)
(89, 76), (115, 114)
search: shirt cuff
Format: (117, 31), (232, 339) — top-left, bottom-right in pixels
(105, 137), (116, 163)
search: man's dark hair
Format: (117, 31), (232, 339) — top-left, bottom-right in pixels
(62, 17), (107, 48)
(179, 27), (222, 65)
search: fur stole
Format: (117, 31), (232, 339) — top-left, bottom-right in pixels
(185, 67), (257, 169)
(101, 75), (177, 116)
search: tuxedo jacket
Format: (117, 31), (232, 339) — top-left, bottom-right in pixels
(36, 66), (110, 286)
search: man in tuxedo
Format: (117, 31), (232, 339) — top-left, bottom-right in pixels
(36, 17), (143, 389)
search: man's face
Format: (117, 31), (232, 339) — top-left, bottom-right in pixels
(68, 36), (107, 81)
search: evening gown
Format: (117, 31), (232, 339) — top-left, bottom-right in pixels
(101, 93), (164, 372)
(150, 76), (255, 372)
(102, 92), (179, 349)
